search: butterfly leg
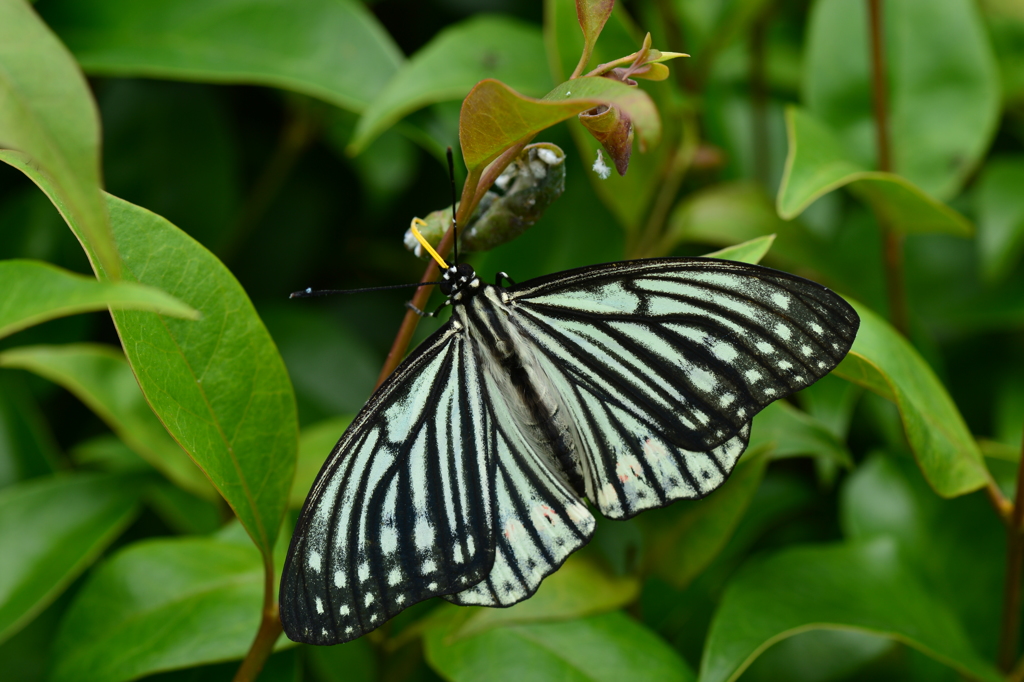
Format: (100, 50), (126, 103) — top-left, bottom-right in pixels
(495, 272), (517, 287)
(405, 300), (450, 318)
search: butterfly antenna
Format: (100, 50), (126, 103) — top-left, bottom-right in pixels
(290, 280), (442, 299)
(447, 147), (459, 265)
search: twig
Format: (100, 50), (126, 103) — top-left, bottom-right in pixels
(999, 430), (1024, 671)
(233, 556), (283, 682)
(374, 144), (529, 388)
(220, 105), (316, 263)
(749, 10), (771, 189)
(866, 0), (908, 336)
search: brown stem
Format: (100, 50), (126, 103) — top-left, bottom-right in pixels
(999, 432), (1024, 671)
(866, 0), (908, 336)
(629, 113), (698, 259)
(374, 145), (529, 388)
(233, 556), (283, 682)
(220, 106), (316, 263)
(749, 12), (770, 189)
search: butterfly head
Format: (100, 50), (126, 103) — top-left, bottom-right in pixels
(440, 263), (479, 300)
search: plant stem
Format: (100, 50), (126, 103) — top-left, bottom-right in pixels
(866, 0), (908, 336)
(220, 105), (315, 263)
(999, 431), (1024, 671)
(374, 145), (528, 387)
(629, 112), (698, 259)
(233, 556), (283, 682)
(749, 11), (771, 189)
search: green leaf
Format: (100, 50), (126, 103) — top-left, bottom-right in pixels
(305, 638), (377, 682)
(749, 401), (853, 467)
(803, 0), (1000, 200)
(701, 235), (775, 265)
(666, 182), (825, 269)
(0, 473), (140, 645)
(460, 76), (660, 175)
(0, 1), (119, 277)
(777, 108), (972, 237)
(0, 259), (197, 339)
(50, 534), (287, 682)
(698, 539), (1002, 682)
(39, 0), (403, 112)
(0, 344), (216, 501)
(436, 555), (641, 641)
(426, 611), (694, 682)
(841, 454), (1006, 660)
(975, 156), (1024, 282)
(101, 195), (298, 559)
(0, 371), (60, 488)
(2, 165), (299, 559)
(832, 302), (990, 497)
(291, 415), (352, 508)
(349, 16), (551, 154)
(640, 452), (768, 590)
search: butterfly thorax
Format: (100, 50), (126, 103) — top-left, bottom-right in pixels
(453, 280), (588, 496)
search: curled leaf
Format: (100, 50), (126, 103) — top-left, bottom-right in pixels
(459, 77), (659, 175)
(405, 143), (567, 256)
(579, 104), (633, 176)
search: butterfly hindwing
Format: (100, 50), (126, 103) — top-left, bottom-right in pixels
(280, 326), (496, 645)
(445, 362), (596, 606)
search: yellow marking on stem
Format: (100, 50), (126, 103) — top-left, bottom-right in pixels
(410, 218), (448, 269)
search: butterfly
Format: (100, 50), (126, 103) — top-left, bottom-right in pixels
(280, 224), (859, 645)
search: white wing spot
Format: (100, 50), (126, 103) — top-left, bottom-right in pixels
(711, 341), (738, 362)
(764, 387), (777, 396)
(453, 543), (464, 564)
(322, 628), (328, 637)
(422, 559), (437, 574)
(776, 323), (792, 340)
(381, 527), (398, 554)
(414, 519), (435, 549)
(388, 568), (402, 586)
(801, 345), (813, 356)
(779, 361), (793, 370)
(428, 581), (438, 590)
(308, 551), (322, 572)
(756, 341), (774, 354)
(396, 594), (406, 604)
(772, 292), (790, 309)
(315, 597), (324, 615)
(345, 626), (354, 634)
(720, 393), (736, 406)
(811, 322), (824, 334)
(340, 605), (350, 616)
(358, 563), (370, 582)
(364, 593), (375, 607)
(745, 369), (762, 382)
(371, 614), (379, 623)
(818, 360), (827, 368)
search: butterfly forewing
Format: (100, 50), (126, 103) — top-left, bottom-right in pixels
(280, 327), (496, 645)
(509, 258), (858, 517)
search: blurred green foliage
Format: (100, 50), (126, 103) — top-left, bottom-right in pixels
(1, 0), (1024, 680)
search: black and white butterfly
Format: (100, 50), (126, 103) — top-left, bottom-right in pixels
(280, 245), (859, 645)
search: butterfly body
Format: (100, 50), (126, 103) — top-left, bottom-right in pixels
(281, 257), (859, 645)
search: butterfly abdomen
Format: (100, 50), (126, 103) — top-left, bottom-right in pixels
(459, 287), (587, 496)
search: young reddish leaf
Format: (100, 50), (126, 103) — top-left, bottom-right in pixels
(579, 104), (633, 175)
(459, 76), (659, 175)
(572, 0), (615, 77)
